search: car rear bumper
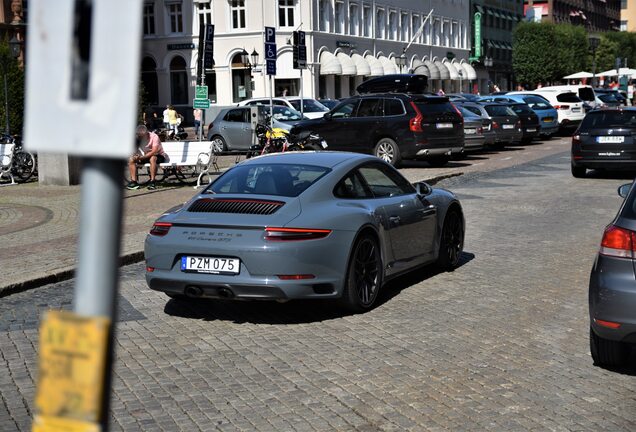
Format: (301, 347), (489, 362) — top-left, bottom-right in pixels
(464, 135), (486, 151)
(589, 253), (636, 342)
(572, 158), (636, 170)
(494, 129), (523, 143)
(539, 124), (559, 136)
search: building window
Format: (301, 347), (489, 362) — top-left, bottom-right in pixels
(376, 9), (385, 39)
(622, 0), (627, 9)
(167, 2), (183, 33)
(424, 17), (431, 44)
(621, 20), (627, 31)
(451, 21), (458, 48)
(335, 1), (345, 34)
(411, 14), (419, 42)
(433, 19), (440, 46)
(319, 0), (331, 32)
(363, 4), (371, 37)
(197, 1), (212, 29)
(170, 56), (188, 105)
(141, 57), (159, 105)
(143, 3), (155, 35)
(278, 0), (295, 28)
(349, 3), (359, 36)
(388, 11), (397, 40)
(400, 12), (409, 42)
(230, 0), (246, 29)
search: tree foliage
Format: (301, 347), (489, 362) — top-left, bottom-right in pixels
(512, 22), (563, 86)
(0, 39), (24, 136)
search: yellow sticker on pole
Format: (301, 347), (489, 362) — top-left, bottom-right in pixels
(34, 310), (110, 424)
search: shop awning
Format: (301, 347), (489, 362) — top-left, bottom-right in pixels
(424, 59), (441, 80)
(434, 59), (450, 79)
(458, 60), (477, 80)
(336, 52), (357, 75)
(364, 55), (384, 76)
(442, 59), (459, 80)
(411, 59), (430, 77)
(319, 51), (342, 75)
(350, 53), (371, 76)
(378, 56), (398, 75)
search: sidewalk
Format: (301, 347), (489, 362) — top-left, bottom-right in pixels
(0, 153), (458, 297)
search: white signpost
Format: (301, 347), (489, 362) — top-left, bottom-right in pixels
(25, 1), (143, 431)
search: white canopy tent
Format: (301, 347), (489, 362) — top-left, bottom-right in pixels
(597, 67), (636, 78)
(563, 71), (593, 79)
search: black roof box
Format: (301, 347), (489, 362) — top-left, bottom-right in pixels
(356, 74), (428, 95)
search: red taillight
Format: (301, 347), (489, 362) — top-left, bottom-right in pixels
(492, 121), (500, 129)
(146, 266), (155, 272)
(277, 274), (316, 280)
(477, 126), (483, 134)
(553, 105), (570, 110)
(572, 134), (581, 146)
(450, 102), (462, 117)
(409, 101), (424, 132)
(150, 222), (172, 236)
(264, 227), (331, 241)
(594, 318), (622, 329)
(600, 225), (636, 258)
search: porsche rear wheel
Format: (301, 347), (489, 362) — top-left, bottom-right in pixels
(436, 209), (464, 271)
(340, 234), (382, 312)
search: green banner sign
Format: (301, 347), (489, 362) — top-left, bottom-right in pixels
(193, 99), (210, 109)
(474, 12), (482, 59)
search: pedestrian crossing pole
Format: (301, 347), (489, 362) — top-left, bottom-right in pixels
(23, 1), (144, 431)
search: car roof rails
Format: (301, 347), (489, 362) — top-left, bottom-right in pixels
(356, 74), (428, 95)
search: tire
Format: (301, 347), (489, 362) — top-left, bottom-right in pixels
(339, 234), (383, 313)
(428, 156), (450, 168)
(11, 151), (35, 183)
(590, 327), (629, 367)
(436, 209), (464, 271)
(211, 135), (227, 153)
(571, 163), (586, 178)
(374, 138), (401, 167)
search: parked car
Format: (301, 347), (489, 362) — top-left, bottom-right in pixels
(589, 180), (636, 367)
(457, 106), (486, 152)
(145, 151), (465, 312)
(596, 92), (622, 108)
(521, 89), (585, 131)
(455, 101), (521, 147)
(538, 85), (599, 109)
(238, 97), (330, 119)
(455, 103), (496, 147)
(447, 93), (481, 102)
(207, 105), (304, 152)
(485, 93), (559, 138)
(290, 93), (464, 167)
(571, 107), (636, 177)
(505, 102), (540, 143)
(595, 88), (628, 106)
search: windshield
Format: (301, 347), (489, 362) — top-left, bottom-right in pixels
(263, 106), (304, 122)
(289, 99), (329, 113)
(580, 111), (636, 130)
(509, 104), (534, 115)
(208, 164), (330, 197)
(484, 105), (516, 116)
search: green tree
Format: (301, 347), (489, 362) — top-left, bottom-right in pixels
(0, 39), (24, 136)
(554, 24), (588, 79)
(594, 36), (620, 73)
(512, 22), (561, 86)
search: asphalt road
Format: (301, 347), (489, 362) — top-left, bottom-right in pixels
(2, 144), (636, 431)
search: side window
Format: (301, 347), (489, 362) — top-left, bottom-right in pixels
(331, 100), (359, 118)
(225, 109), (246, 122)
(355, 98), (381, 117)
(358, 164), (413, 197)
(334, 172), (372, 199)
(384, 99), (405, 116)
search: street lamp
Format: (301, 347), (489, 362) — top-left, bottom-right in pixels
(588, 34), (601, 88)
(395, 52), (407, 73)
(250, 49), (259, 69)
(3, 35), (21, 135)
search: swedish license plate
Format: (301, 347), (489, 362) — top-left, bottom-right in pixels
(464, 128), (476, 135)
(502, 124), (514, 129)
(597, 136), (624, 143)
(572, 107), (581, 112)
(181, 256), (240, 274)
(320, 140), (328, 148)
(436, 123), (453, 129)
(526, 128), (536, 132)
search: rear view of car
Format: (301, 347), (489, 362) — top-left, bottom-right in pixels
(482, 103), (522, 146)
(506, 93), (559, 137)
(507, 103), (540, 143)
(533, 90), (585, 130)
(589, 182), (636, 367)
(571, 108), (636, 177)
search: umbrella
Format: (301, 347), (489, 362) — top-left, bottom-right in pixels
(597, 67), (636, 77)
(563, 71), (593, 79)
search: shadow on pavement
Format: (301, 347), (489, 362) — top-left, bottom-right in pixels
(162, 251), (475, 325)
(585, 169), (636, 181)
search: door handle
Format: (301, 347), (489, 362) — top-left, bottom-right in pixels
(418, 205), (437, 217)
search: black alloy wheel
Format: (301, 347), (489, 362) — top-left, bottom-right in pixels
(11, 151), (35, 183)
(436, 210), (464, 271)
(590, 327), (629, 368)
(340, 234), (382, 312)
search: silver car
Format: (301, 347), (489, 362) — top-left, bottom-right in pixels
(145, 152), (465, 312)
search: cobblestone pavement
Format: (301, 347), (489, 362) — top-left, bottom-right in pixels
(0, 138), (569, 294)
(2, 146), (636, 431)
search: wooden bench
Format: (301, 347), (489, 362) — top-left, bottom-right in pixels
(0, 142), (16, 185)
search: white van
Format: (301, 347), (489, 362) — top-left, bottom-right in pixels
(511, 89), (585, 129)
(536, 85), (599, 108)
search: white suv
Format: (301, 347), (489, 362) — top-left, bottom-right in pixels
(238, 97), (330, 119)
(508, 89), (585, 130)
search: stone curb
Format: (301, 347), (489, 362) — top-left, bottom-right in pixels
(0, 172), (461, 298)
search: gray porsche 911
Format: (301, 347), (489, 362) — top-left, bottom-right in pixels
(145, 151), (465, 311)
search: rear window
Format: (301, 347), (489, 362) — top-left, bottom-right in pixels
(413, 99), (456, 114)
(523, 96), (551, 110)
(509, 104), (533, 115)
(556, 93), (582, 103)
(598, 93), (619, 103)
(580, 111), (636, 130)
(484, 105), (516, 116)
(208, 164), (330, 197)
(578, 87), (595, 102)
(459, 106), (480, 119)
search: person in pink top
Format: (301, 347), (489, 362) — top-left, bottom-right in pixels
(126, 125), (168, 190)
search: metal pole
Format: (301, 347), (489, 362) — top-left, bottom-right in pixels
(269, 75), (273, 129)
(73, 157), (125, 431)
(3, 62), (9, 135)
(300, 68), (304, 117)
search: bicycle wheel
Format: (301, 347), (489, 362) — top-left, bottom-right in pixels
(174, 165), (200, 185)
(11, 151), (36, 183)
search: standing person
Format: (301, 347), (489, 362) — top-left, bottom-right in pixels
(162, 105), (170, 130)
(127, 125), (168, 191)
(167, 105), (178, 136)
(492, 83), (501, 93)
(437, 88), (445, 96)
(193, 108), (202, 138)
(628, 81), (634, 106)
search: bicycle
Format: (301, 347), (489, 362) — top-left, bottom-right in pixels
(1, 134), (36, 183)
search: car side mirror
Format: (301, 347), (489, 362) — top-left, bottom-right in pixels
(618, 183), (632, 198)
(415, 181), (432, 196)
(323, 112), (332, 120)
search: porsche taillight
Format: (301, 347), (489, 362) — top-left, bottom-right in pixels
(150, 222), (172, 236)
(264, 227), (332, 241)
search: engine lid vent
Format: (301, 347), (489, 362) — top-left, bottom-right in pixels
(188, 198), (284, 215)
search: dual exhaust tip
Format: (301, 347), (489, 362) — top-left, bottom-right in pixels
(184, 285), (233, 299)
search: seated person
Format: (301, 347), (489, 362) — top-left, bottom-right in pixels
(126, 125), (168, 190)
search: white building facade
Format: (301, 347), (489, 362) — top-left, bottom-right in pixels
(141, 0), (474, 113)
